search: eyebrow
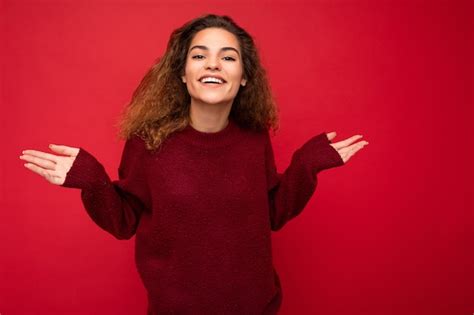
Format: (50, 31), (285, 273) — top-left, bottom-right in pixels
(189, 45), (240, 57)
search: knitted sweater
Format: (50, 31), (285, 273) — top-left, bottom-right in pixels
(61, 118), (344, 314)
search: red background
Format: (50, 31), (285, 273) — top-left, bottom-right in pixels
(1, 0), (472, 314)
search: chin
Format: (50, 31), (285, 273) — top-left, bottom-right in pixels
(196, 97), (234, 106)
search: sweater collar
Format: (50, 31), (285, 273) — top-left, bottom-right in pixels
(179, 117), (240, 148)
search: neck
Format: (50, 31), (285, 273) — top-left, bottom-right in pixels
(189, 100), (232, 133)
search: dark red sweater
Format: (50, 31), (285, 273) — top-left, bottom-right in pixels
(61, 118), (344, 314)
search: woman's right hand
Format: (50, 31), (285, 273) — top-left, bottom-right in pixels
(20, 144), (80, 185)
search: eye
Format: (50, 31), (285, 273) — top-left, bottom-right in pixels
(191, 55), (236, 61)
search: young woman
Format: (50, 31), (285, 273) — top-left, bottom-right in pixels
(20, 14), (368, 315)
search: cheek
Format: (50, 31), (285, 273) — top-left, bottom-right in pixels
(184, 61), (197, 77)
(226, 66), (243, 82)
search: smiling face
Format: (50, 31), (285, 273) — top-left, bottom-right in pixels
(181, 27), (247, 108)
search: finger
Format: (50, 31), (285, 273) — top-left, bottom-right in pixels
(338, 141), (368, 163)
(23, 162), (60, 182)
(331, 134), (364, 150)
(20, 153), (57, 170)
(339, 140), (368, 154)
(49, 144), (80, 157)
(345, 144), (366, 163)
(326, 131), (337, 142)
(21, 149), (60, 164)
(24, 162), (64, 184)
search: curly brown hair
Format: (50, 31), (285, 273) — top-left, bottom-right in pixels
(114, 13), (279, 152)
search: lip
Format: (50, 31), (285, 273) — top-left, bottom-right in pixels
(198, 74), (227, 83)
(198, 80), (226, 88)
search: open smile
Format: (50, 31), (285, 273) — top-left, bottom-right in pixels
(198, 80), (226, 88)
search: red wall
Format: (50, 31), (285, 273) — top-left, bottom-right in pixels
(1, 1), (472, 314)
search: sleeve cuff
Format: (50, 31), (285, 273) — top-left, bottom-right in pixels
(61, 147), (111, 190)
(296, 131), (345, 174)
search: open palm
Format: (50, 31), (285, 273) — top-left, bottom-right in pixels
(326, 132), (368, 163)
(20, 144), (80, 185)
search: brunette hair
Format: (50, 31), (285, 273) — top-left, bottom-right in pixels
(115, 13), (279, 152)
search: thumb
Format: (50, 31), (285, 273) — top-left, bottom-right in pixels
(326, 131), (337, 141)
(49, 144), (80, 157)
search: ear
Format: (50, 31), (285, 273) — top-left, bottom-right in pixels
(181, 76), (187, 83)
(241, 78), (247, 86)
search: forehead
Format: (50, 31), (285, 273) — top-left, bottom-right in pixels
(189, 27), (240, 51)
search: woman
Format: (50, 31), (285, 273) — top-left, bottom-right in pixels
(19, 14), (368, 315)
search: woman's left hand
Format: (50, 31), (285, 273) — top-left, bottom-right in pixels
(326, 131), (368, 164)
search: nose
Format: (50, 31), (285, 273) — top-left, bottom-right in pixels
(205, 56), (221, 71)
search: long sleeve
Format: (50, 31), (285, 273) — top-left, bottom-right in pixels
(61, 135), (150, 240)
(264, 131), (344, 231)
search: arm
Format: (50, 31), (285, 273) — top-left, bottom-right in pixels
(264, 131), (344, 231)
(61, 135), (150, 240)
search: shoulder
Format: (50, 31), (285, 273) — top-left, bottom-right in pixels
(125, 134), (152, 151)
(240, 125), (271, 146)
(118, 134), (151, 175)
(120, 134), (154, 161)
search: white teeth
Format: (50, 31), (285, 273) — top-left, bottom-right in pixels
(200, 77), (224, 84)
